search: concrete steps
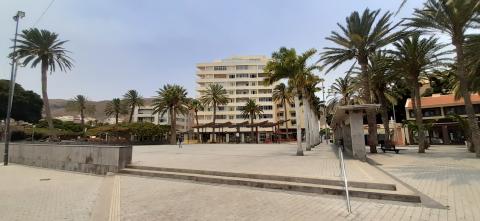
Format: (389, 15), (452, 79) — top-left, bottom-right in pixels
(119, 165), (421, 203)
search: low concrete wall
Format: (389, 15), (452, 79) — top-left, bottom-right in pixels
(0, 143), (132, 175)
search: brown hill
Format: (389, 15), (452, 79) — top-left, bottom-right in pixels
(48, 98), (154, 121)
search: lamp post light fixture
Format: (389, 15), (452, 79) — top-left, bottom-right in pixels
(4, 11), (25, 166)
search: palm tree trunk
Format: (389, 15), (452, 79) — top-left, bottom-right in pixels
(377, 91), (390, 147)
(195, 110), (201, 142)
(80, 108), (85, 128)
(413, 84), (426, 153)
(250, 115), (254, 143)
(295, 92), (303, 156)
(129, 106), (134, 123)
(212, 101), (216, 143)
(304, 96), (311, 151)
(283, 99), (289, 140)
(170, 108), (177, 144)
(454, 42), (480, 157)
(115, 112), (119, 125)
(360, 61), (378, 153)
(41, 61), (55, 137)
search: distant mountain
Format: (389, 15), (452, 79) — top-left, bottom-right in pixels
(48, 98), (154, 121)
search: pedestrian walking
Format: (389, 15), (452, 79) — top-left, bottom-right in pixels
(178, 135), (183, 148)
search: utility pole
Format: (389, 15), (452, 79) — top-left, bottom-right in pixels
(321, 81), (326, 143)
(4, 11), (25, 166)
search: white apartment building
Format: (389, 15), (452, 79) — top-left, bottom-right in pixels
(132, 106), (193, 132)
(196, 56), (305, 142)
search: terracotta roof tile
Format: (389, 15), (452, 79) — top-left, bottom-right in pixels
(405, 94), (480, 109)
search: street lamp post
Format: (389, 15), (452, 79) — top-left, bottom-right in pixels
(4, 11), (25, 166)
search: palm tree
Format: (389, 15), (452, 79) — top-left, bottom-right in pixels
(303, 74), (323, 150)
(14, 28), (73, 132)
(187, 98), (203, 141)
(330, 74), (355, 106)
(105, 98), (127, 125)
(264, 47), (319, 156)
(368, 52), (399, 148)
(408, 0), (480, 156)
(390, 33), (448, 153)
(66, 95), (95, 127)
(153, 84), (189, 144)
(272, 83), (293, 140)
(199, 84), (229, 143)
(241, 99), (263, 143)
(319, 9), (402, 153)
(123, 90), (144, 123)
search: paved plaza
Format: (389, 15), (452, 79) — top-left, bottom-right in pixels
(0, 143), (479, 220)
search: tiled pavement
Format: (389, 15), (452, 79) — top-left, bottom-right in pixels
(368, 145), (480, 221)
(0, 165), (104, 221)
(1, 144), (479, 220)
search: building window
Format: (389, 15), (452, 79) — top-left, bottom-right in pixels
(444, 105), (466, 115)
(250, 74), (257, 78)
(258, 73), (267, 77)
(236, 65), (249, 70)
(229, 115), (235, 120)
(229, 74), (236, 79)
(258, 65), (265, 70)
(277, 104), (283, 108)
(291, 120), (297, 125)
(259, 114), (273, 119)
(290, 104), (295, 108)
(215, 115), (227, 120)
(474, 104), (480, 114)
(277, 112), (284, 117)
(251, 90), (257, 94)
(422, 108), (441, 117)
(260, 105), (273, 110)
(218, 106), (225, 111)
(259, 97), (272, 102)
(259, 89), (272, 94)
(236, 115), (245, 119)
(291, 112), (296, 117)
(214, 66), (227, 71)
(236, 73), (249, 78)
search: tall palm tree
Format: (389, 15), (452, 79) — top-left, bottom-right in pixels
(264, 47), (319, 156)
(14, 28), (73, 132)
(319, 9), (402, 153)
(330, 74), (355, 106)
(303, 74), (323, 150)
(390, 33), (448, 153)
(123, 90), (145, 123)
(152, 84), (189, 144)
(367, 52), (399, 147)
(187, 98), (203, 141)
(66, 95), (95, 127)
(408, 0), (480, 156)
(199, 84), (229, 143)
(105, 98), (127, 125)
(272, 83), (293, 139)
(241, 99), (263, 143)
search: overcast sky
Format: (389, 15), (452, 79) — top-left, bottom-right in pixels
(0, 0), (425, 101)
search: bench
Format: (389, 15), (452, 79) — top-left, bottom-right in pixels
(379, 141), (403, 154)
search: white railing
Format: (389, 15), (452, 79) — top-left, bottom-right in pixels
(338, 145), (352, 213)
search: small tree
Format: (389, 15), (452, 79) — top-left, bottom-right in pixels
(66, 95), (95, 127)
(104, 98), (127, 125)
(123, 90), (144, 123)
(199, 84), (229, 143)
(152, 84), (189, 144)
(241, 99), (263, 143)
